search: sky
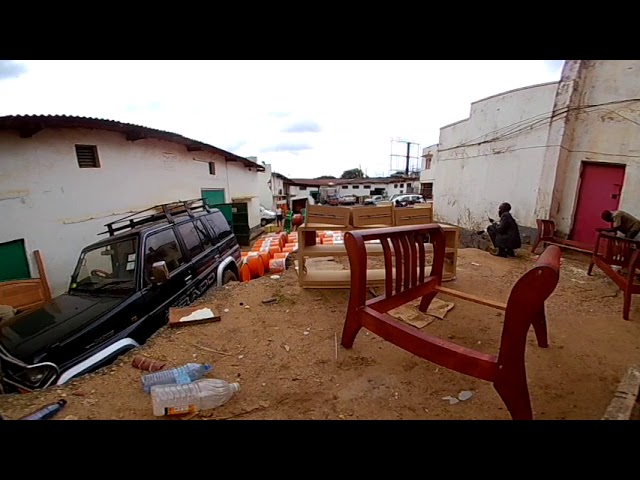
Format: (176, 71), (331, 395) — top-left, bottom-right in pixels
(0, 60), (564, 179)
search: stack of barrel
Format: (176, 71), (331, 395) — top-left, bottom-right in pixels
(239, 232), (299, 282)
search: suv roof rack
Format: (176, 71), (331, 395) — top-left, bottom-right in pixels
(100, 198), (212, 237)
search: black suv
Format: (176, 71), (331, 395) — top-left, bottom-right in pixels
(0, 199), (242, 393)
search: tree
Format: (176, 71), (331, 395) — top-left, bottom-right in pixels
(340, 168), (367, 179)
(315, 175), (337, 179)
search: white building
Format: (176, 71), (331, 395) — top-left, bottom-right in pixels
(429, 60), (640, 246)
(419, 144), (437, 200)
(290, 177), (420, 200)
(0, 115), (266, 296)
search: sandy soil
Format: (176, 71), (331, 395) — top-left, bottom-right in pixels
(1, 247), (640, 420)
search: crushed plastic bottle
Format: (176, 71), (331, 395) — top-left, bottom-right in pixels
(150, 378), (240, 417)
(141, 363), (211, 394)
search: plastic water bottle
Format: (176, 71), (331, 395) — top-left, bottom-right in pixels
(150, 378), (240, 416)
(141, 363), (211, 393)
(19, 399), (67, 420)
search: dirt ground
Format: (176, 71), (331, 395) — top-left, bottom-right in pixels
(1, 246), (640, 420)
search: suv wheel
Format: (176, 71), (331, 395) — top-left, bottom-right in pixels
(261, 219), (267, 227)
(222, 269), (238, 284)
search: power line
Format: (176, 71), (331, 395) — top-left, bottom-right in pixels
(439, 98), (640, 153)
(436, 143), (640, 163)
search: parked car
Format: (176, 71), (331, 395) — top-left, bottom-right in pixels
(393, 194), (425, 207)
(364, 195), (383, 205)
(260, 205), (276, 227)
(0, 199), (242, 393)
(326, 195), (340, 206)
(339, 194), (358, 206)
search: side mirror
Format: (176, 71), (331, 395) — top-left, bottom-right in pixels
(151, 261), (170, 284)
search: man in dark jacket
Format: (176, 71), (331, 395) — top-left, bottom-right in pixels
(483, 202), (522, 258)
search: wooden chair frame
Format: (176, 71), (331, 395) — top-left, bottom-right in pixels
(341, 224), (561, 420)
(588, 232), (640, 320)
(531, 219), (593, 255)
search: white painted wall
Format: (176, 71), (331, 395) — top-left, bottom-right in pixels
(419, 145), (437, 183)
(0, 127), (260, 296)
(553, 60), (640, 234)
(227, 160), (263, 229)
(433, 81), (559, 230)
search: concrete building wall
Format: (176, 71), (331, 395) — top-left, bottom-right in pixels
(433, 81), (559, 231)
(0, 127), (260, 295)
(552, 60), (640, 234)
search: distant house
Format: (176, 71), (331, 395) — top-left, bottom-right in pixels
(0, 114), (265, 295)
(424, 60), (640, 246)
(289, 176), (420, 200)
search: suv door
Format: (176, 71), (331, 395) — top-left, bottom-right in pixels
(139, 226), (191, 333)
(175, 218), (219, 301)
(203, 211), (240, 274)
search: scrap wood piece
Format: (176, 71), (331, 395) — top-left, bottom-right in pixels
(389, 298), (455, 329)
(168, 305), (221, 327)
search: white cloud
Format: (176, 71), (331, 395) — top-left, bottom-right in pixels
(0, 60), (563, 178)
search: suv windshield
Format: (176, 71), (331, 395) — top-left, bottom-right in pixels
(69, 238), (138, 295)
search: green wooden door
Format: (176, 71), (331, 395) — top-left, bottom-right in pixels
(0, 239), (31, 282)
(202, 189), (233, 226)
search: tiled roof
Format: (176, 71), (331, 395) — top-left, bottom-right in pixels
(0, 114), (264, 171)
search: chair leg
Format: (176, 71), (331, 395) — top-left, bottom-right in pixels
(623, 289), (632, 321)
(587, 259), (595, 276)
(494, 378), (533, 420)
(340, 308), (362, 349)
(418, 291), (438, 313)
(532, 308), (549, 348)
(531, 238), (540, 254)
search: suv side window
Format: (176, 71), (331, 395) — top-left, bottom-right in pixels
(193, 219), (213, 251)
(205, 212), (232, 241)
(177, 221), (205, 258)
(144, 228), (185, 283)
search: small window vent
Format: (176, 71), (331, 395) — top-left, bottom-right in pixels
(75, 145), (100, 168)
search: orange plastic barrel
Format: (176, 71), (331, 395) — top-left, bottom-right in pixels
(269, 245), (282, 254)
(274, 252), (289, 260)
(269, 258), (286, 274)
(240, 264), (252, 282)
(257, 251), (271, 271)
(246, 254), (265, 278)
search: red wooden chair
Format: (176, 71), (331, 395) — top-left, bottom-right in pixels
(587, 232), (640, 320)
(341, 224), (562, 420)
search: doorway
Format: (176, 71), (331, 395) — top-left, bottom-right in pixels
(201, 189), (232, 226)
(570, 162), (626, 246)
(0, 239), (31, 282)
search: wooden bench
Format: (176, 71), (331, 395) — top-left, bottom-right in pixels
(341, 224), (561, 420)
(531, 219), (593, 255)
(588, 232), (640, 321)
(0, 250), (52, 318)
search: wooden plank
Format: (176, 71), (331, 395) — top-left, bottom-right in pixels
(305, 204), (351, 227)
(33, 250), (52, 301)
(0, 280), (47, 312)
(393, 205), (434, 226)
(436, 286), (507, 311)
(351, 205), (394, 227)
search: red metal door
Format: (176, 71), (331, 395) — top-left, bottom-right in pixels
(570, 162), (625, 245)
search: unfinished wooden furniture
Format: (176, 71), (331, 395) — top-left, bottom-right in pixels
(340, 223), (561, 420)
(0, 250), (52, 315)
(587, 232), (640, 321)
(532, 219), (593, 255)
(297, 204), (459, 288)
